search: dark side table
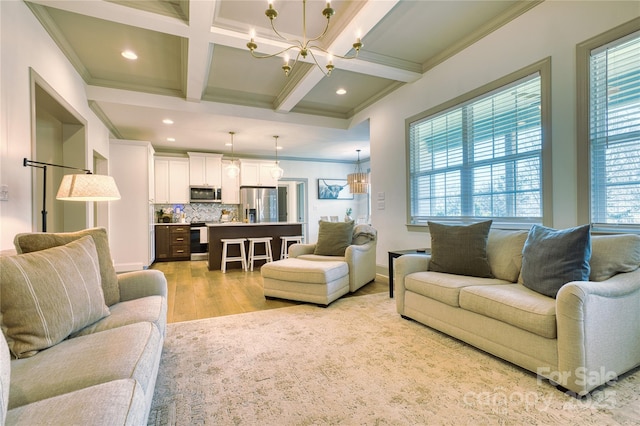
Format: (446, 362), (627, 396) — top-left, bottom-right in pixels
(388, 249), (431, 298)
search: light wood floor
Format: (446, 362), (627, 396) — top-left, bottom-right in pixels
(150, 260), (388, 323)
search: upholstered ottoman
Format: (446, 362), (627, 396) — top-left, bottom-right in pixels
(261, 258), (349, 306)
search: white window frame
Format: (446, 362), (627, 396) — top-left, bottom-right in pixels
(577, 18), (640, 233)
(405, 59), (552, 230)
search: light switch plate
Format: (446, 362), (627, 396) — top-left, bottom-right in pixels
(0, 185), (8, 201)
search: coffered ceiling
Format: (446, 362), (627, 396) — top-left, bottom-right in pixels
(25, 0), (540, 162)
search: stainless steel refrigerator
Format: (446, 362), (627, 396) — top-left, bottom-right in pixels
(240, 186), (278, 223)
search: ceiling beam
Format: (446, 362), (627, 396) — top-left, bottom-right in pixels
(184, 0), (217, 102)
(26, 0), (190, 37)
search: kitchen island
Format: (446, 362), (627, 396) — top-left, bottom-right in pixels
(207, 222), (304, 271)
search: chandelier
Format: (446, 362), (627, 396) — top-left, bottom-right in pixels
(347, 149), (369, 194)
(226, 132), (240, 178)
(271, 136), (284, 180)
(247, 0), (363, 77)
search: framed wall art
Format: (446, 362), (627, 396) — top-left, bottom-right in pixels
(317, 178), (353, 200)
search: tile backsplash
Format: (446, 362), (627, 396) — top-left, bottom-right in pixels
(155, 203), (239, 223)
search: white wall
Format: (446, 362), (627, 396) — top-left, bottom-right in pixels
(0, 0), (111, 251)
(279, 159), (370, 243)
(352, 1), (640, 271)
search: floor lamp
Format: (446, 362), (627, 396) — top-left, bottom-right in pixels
(23, 158), (121, 232)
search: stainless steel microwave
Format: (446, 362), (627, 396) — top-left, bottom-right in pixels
(190, 186), (222, 203)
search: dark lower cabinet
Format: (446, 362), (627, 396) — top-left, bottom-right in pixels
(155, 225), (190, 261)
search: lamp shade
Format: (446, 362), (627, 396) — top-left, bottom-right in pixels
(347, 172), (369, 194)
(56, 174), (121, 201)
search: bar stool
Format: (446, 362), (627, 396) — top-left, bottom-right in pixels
(280, 235), (304, 260)
(220, 238), (247, 273)
(247, 237), (273, 272)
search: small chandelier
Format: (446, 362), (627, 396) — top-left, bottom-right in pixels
(247, 0), (363, 77)
(347, 149), (369, 194)
(226, 131), (240, 178)
(271, 135), (284, 180)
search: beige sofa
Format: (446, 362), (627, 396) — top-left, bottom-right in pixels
(0, 228), (167, 425)
(395, 229), (640, 395)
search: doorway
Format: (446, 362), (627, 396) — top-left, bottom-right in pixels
(30, 71), (88, 232)
(278, 178), (308, 241)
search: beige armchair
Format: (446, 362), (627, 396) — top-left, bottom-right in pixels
(289, 224), (377, 292)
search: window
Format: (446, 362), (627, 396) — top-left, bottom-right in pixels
(588, 31), (640, 228)
(407, 60), (550, 226)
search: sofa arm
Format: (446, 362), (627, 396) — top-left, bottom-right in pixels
(117, 269), (168, 302)
(555, 268), (640, 395)
(289, 243), (316, 258)
(395, 254), (431, 314)
(345, 242), (376, 292)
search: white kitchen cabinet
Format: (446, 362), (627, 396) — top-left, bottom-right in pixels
(188, 152), (222, 187)
(221, 160), (240, 204)
(240, 160), (279, 187)
(155, 157), (189, 204)
(109, 140), (155, 271)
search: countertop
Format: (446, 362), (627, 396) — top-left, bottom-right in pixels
(156, 222), (304, 226)
(207, 222), (304, 227)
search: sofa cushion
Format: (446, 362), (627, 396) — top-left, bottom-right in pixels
(6, 379), (147, 426)
(261, 259), (348, 284)
(405, 271), (510, 307)
(13, 227), (120, 306)
(521, 224), (591, 298)
(590, 234), (640, 281)
(0, 236), (110, 359)
(298, 254), (346, 262)
(459, 284), (557, 339)
(8, 321), (161, 409)
(71, 295), (167, 338)
(487, 229), (528, 282)
(314, 220), (354, 256)
(427, 220), (493, 278)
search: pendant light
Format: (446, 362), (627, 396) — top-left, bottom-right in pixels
(270, 135), (284, 180)
(347, 149), (369, 194)
(226, 131), (240, 178)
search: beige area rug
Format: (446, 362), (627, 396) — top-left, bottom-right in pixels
(148, 293), (639, 425)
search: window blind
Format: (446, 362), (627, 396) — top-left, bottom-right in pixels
(409, 74), (542, 224)
(590, 31), (640, 226)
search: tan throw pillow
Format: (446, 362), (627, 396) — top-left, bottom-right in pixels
(314, 220), (355, 256)
(1, 236), (110, 358)
(590, 234), (640, 281)
(427, 221), (493, 278)
(13, 227), (120, 306)
(487, 229), (528, 282)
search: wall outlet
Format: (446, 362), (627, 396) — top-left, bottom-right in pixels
(0, 185), (8, 201)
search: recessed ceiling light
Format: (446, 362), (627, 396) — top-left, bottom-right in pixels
(162, 118), (174, 125)
(121, 50), (138, 60)
(336, 88), (347, 95)
(167, 137), (176, 142)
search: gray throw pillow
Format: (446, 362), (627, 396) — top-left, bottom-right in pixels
(427, 220), (493, 278)
(521, 224), (592, 298)
(314, 220), (354, 256)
